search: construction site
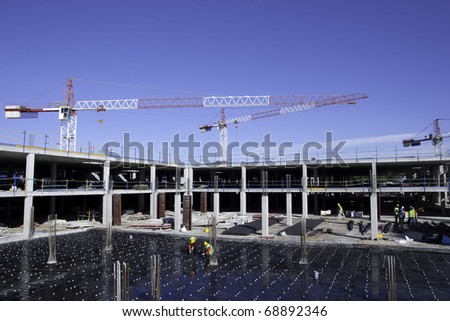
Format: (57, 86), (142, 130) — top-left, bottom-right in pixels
(1, 79), (450, 301)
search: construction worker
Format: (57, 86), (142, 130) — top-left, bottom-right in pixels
(337, 203), (345, 220)
(203, 241), (215, 257)
(187, 236), (197, 255)
(394, 204), (400, 224)
(408, 206), (418, 229)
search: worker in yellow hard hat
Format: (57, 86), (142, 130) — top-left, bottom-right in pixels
(203, 241), (214, 257)
(187, 236), (197, 255)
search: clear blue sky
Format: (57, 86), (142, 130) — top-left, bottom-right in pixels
(1, 0), (449, 160)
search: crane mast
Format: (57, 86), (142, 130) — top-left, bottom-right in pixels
(402, 118), (449, 157)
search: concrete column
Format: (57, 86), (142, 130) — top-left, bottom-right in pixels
(213, 174), (220, 216)
(370, 160), (379, 240)
(261, 194), (269, 236)
(214, 192), (220, 216)
(184, 166), (192, 203)
(150, 165), (158, 219)
(189, 166), (194, 194)
(174, 193), (182, 231)
(261, 170), (269, 236)
(23, 153), (35, 238)
(240, 166), (247, 215)
(302, 163), (308, 218)
(286, 193), (292, 226)
(102, 161), (112, 225)
(286, 173), (292, 226)
(49, 162), (57, 215)
(138, 168), (145, 212)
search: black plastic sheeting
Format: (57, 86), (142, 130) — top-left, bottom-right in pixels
(1, 230), (450, 301)
(279, 219), (324, 236)
(221, 218), (280, 236)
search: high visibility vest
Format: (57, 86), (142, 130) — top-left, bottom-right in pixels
(205, 243), (215, 255)
(394, 207), (399, 216)
(409, 209), (416, 218)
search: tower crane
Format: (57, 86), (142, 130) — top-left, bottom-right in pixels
(4, 78), (368, 153)
(199, 93), (369, 159)
(402, 118), (450, 157)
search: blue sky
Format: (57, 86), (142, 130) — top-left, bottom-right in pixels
(1, 0), (449, 161)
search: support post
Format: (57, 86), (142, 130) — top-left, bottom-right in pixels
(49, 162), (57, 215)
(150, 165), (158, 219)
(23, 153), (35, 239)
(261, 170), (269, 237)
(103, 161), (113, 250)
(214, 175), (220, 217)
(174, 193), (182, 231)
(300, 163), (308, 264)
(286, 174), (292, 226)
(240, 166), (247, 215)
(102, 161), (112, 224)
(370, 160), (379, 240)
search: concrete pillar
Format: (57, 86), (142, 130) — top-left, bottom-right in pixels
(138, 168), (145, 212)
(370, 160), (379, 240)
(174, 193), (182, 231)
(213, 174), (220, 216)
(261, 194), (269, 236)
(150, 165), (158, 219)
(102, 161), (112, 225)
(300, 163), (308, 264)
(189, 166), (194, 195)
(23, 153), (35, 238)
(286, 173), (292, 225)
(240, 166), (247, 215)
(157, 193), (166, 218)
(214, 192), (220, 216)
(286, 193), (292, 226)
(261, 170), (269, 236)
(302, 163), (308, 218)
(49, 162), (57, 215)
(200, 192), (208, 213)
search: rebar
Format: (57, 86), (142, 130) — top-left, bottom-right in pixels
(113, 261), (129, 301)
(387, 255), (397, 301)
(299, 218), (307, 264)
(150, 254), (161, 301)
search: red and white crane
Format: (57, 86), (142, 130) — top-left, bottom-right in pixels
(199, 93), (369, 159)
(4, 78), (368, 153)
